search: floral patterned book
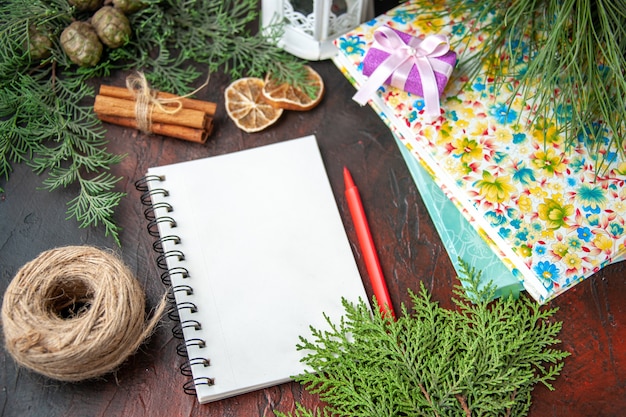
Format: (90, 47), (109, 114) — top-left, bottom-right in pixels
(333, 0), (626, 303)
(394, 131), (524, 300)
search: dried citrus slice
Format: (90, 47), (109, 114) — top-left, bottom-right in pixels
(224, 77), (283, 133)
(261, 65), (324, 111)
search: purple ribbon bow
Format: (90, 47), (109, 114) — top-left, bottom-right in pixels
(353, 26), (454, 121)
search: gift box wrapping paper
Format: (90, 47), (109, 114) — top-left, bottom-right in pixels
(355, 26), (456, 120)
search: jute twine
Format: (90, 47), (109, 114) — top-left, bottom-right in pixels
(1, 246), (167, 382)
(125, 71), (210, 134)
(126, 71), (182, 134)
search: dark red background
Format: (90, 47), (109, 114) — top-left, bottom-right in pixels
(1, 5), (624, 414)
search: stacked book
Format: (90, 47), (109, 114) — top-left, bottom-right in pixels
(332, 0), (626, 303)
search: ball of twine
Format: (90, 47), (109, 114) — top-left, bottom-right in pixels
(1, 245), (166, 382)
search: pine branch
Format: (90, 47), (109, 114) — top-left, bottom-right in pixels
(1, 0), (306, 243)
(121, 0), (311, 94)
(424, 0), (626, 173)
(281, 263), (569, 417)
(67, 173), (126, 246)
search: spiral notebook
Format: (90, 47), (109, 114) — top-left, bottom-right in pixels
(136, 135), (368, 404)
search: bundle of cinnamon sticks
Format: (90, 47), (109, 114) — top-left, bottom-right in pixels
(93, 85), (216, 143)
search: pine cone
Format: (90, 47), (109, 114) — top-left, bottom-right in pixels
(112, 0), (146, 14)
(91, 6), (131, 49)
(68, 0), (103, 12)
(60, 21), (103, 67)
(27, 25), (53, 61)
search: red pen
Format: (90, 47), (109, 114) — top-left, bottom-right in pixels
(343, 167), (396, 320)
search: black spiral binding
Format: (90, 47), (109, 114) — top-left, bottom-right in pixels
(135, 175), (214, 397)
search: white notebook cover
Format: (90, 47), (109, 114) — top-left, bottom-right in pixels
(144, 135), (368, 403)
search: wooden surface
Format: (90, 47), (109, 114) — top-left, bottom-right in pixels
(1, 57), (625, 416)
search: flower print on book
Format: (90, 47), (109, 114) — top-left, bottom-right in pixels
(338, 35), (366, 57)
(332, 0), (626, 302)
(574, 184), (608, 213)
(474, 171), (516, 205)
(534, 261), (559, 291)
(537, 196), (574, 230)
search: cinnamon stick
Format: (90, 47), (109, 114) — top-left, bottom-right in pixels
(96, 114), (210, 143)
(99, 85), (217, 117)
(93, 95), (208, 130)
(203, 117), (214, 137)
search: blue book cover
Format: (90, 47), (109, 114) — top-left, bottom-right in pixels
(393, 132), (523, 299)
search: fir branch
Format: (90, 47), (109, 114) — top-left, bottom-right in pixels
(426, 0), (626, 173)
(0, 14), (126, 242)
(124, 0), (312, 95)
(281, 262), (569, 417)
(67, 172), (126, 246)
(1, 0), (307, 242)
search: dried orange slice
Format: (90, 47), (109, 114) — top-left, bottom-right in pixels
(261, 65), (324, 111)
(225, 77), (283, 133)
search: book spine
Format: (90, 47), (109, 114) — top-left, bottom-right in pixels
(135, 175), (215, 396)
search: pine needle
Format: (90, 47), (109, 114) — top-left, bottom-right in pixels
(0, 0), (309, 244)
(276, 261), (569, 417)
(430, 0), (626, 174)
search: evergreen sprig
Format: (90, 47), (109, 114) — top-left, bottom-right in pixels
(278, 261), (569, 417)
(422, 0), (626, 174)
(123, 0), (314, 96)
(0, 0), (309, 244)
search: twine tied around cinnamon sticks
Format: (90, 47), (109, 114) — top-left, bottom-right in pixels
(94, 72), (216, 143)
(126, 72), (183, 133)
(1, 246), (167, 382)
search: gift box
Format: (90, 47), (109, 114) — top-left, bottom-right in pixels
(352, 25), (457, 120)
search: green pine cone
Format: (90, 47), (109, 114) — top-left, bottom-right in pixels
(60, 21), (103, 67)
(27, 25), (53, 61)
(68, 0), (103, 12)
(91, 6), (131, 49)
(112, 0), (146, 14)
